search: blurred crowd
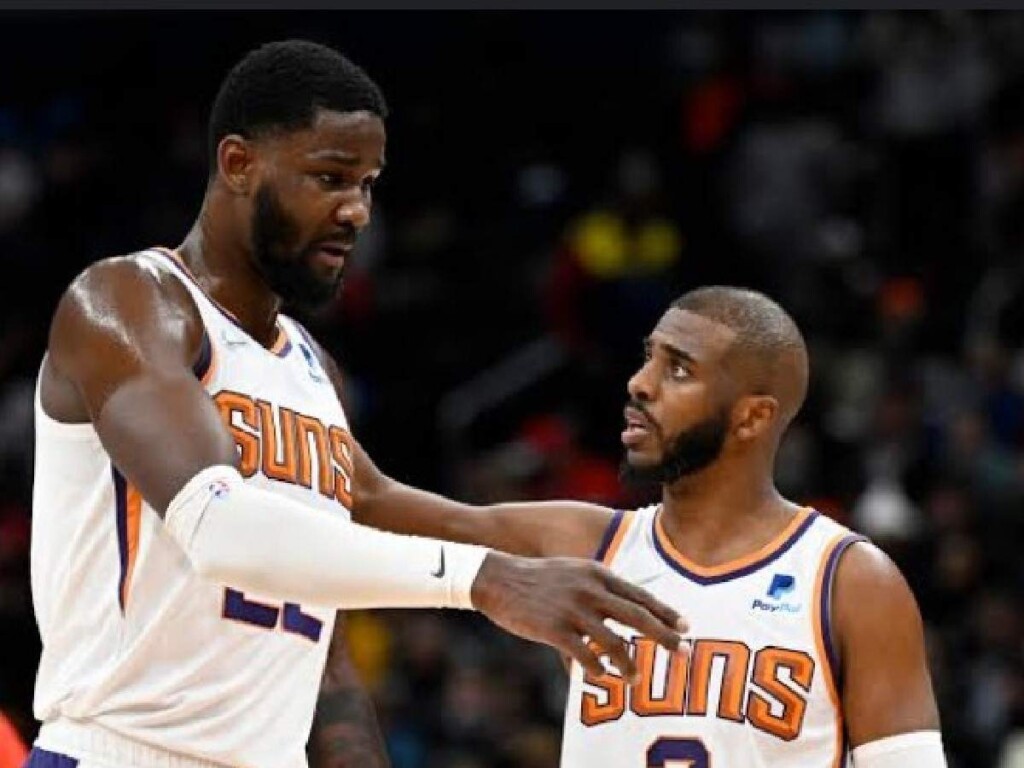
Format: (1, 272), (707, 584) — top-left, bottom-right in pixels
(0, 10), (1023, 767)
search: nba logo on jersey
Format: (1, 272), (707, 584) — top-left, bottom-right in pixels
(207, 479), (231, 499)
(299, 343), (326, 383)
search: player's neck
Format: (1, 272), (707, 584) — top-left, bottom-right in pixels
(657, 461), (796, 569)
(178, 202), (283, 349)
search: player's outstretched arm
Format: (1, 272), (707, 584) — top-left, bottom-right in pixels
(47, 258), (688, 681)
(309, 617), (389, 768)
(834, 542), (947, 767)
(352, 439), (615, 559)
(303, 336), (615, 560)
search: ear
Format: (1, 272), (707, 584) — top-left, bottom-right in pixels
(216, 134), (258, 195)
(732, 395), (779, 442)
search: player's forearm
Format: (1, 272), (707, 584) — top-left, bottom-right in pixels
(356, 474), (608, 558)
(351, 440), (482, 542)
(352, 442), (551, 555)
(310, 687), (388, 768)
(355, 477), (494, 546)
(164, 465), (488, 610)
(310, 638), (389, 768)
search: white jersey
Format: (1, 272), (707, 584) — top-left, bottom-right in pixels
(561, 504), (864, 768)
(31, 247), (356, 768)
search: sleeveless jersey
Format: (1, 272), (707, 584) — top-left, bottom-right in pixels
(560, 505), (864, 768)
(31, 247), (357, 767)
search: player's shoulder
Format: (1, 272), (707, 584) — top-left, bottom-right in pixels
(67, 249), (187, 302)
(49, 249), (203, 366)
(833, 538), (910, 595)
(807, 507), (909, 605)
(588, 503), (657, 562)
(831, 536), (923, 654)
(56, 250), (197, 328)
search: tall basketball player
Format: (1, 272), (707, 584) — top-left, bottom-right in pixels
(354, 287), (947, 768)
(27, 41), (688, 768)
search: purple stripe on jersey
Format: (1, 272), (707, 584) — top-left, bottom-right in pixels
(150, 248), (292, 360)
(820, 533), (867, 693)
(192, 330), (213, 380)
(273, 338), (293, 359)
(592, 510), (625, 561)
(112, 467), (129, 613)
(26, 747), (79, 767)
(651, 510), (820, 585)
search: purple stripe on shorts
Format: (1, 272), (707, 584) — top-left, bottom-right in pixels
(26, 747), (79, 767)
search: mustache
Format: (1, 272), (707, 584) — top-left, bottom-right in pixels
(313, 226), (357, 249)
(626, 399), (660, 433)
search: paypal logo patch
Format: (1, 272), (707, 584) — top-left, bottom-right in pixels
(767, 573), (795, 600)
(751, 573), (801, 614)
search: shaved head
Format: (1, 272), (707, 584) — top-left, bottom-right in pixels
(672, 286), (809, 429)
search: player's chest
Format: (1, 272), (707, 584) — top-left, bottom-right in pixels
(580, 556), (825, 737)
(207, 338), (354, 514)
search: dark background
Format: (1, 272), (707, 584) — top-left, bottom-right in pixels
(0, 10), (1022, 767)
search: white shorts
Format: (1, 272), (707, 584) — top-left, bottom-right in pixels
(33, 719), (230, 768)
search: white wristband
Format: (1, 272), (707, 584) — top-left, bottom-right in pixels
(445, 539), (489, 609)
(852, 731), (947, 768)
(164, 465), (490, 611)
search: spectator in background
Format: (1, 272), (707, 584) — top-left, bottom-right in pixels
(0, 711), (26, 768)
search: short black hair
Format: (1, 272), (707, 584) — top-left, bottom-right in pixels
(672, 286), (809, 423)
(672, 286), (805, 359)
(207, 40), (388, 170)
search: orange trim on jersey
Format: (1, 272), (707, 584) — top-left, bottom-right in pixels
(121, 483), (143, 610)
(153, 246), (236, 316)
(814, 530), (848, 768)
(153, 246), (288, 354)
(653, 506), (813, 579)
(601, 510), (636, 566)
(269, 326), (289, 355)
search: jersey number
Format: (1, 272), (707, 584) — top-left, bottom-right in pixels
(223, 588), (323, 642)
(647, 738), (710, 768)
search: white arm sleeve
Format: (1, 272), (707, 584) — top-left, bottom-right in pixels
(164, 464), (490, 610)
(851, 731), (947, 768)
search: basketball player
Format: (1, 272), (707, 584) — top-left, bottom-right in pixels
(27, 41), (689, 768)
(353, 287), (947, 767)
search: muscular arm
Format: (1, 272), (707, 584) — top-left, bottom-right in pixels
(44, 257), (687, 681)
(309, 339), (615, 559)
(309, 616), (389, 768)
(44, 255), (234, 512)
(834, 542), (942, 748)
(353, 441), (614, 559)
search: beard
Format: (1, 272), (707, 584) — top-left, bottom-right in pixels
(250, 183), (345, 311)
(620, 405), (730, 489)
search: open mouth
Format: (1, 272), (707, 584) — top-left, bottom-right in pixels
(314, 242), (351, 266)
(622, 406), (655, 446)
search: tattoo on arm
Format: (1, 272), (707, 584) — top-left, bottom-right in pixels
(309, 621), (390, 768)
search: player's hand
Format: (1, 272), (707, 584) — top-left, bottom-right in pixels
(470, 551), (689, 683)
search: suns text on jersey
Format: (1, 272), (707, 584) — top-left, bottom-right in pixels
(580, 636), (814, 741)
(214, 390), (355, 509)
